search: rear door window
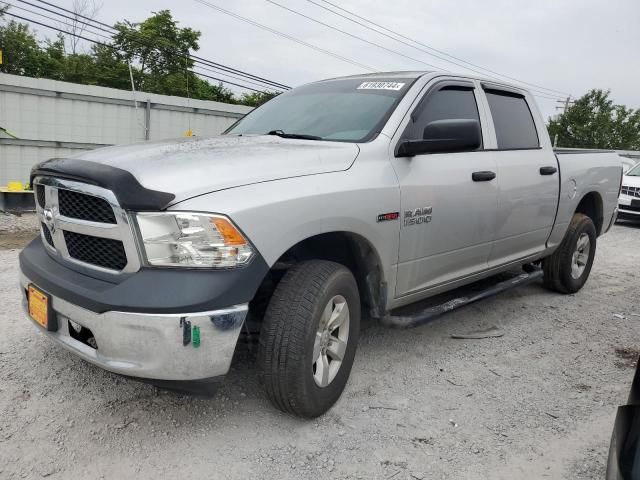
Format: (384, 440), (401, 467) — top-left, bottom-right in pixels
(485, 90), (539, 149)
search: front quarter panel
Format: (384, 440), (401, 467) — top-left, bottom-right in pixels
(172, 139), (401, 305)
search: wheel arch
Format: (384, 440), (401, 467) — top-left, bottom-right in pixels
(575, 191), (604, 235)
(249, 231), (387, 325)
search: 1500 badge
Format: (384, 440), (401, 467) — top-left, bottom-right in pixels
(404, 207), (432, 226)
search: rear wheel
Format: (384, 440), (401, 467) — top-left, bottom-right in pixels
(543, 213), (597, 293)
(258, 260), (360, 418)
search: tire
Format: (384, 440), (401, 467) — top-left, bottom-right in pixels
(542, 213), (597, 293)
(258, 260), (360, 418)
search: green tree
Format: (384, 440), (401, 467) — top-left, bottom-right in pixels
(39, 34), (66, 80)
(189, 76), (236, 104)
(113, 11), (199, 84)
(0, 20), (44, 76)
(239, 91), (279, 107)
(548, 89), (640, 150)
(111, 10), (237, 103)
(0, 9), (269, 107)
(89, 44), (132, 90)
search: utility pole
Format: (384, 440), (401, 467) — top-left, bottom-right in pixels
(556, 96), (574, 115)
(553, 96), (574, 147)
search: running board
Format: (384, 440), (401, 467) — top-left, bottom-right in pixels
(381, 269), (544, 329)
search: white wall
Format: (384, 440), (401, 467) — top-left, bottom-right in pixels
(0, 73), (252, 185)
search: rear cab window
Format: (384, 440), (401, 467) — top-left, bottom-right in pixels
(484, 89), (539, 149)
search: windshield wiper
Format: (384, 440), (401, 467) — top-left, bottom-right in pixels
(267, 130), (322, 140)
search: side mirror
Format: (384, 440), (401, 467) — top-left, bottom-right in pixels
(396, 119), (481, 157)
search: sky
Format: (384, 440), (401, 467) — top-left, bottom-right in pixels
(31, 0), (640, 120)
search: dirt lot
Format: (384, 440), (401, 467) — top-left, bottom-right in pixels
(0, 212), (39, 250)
(1, 215), (639, 479)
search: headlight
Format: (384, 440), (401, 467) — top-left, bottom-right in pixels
(135, 212), (254, 268)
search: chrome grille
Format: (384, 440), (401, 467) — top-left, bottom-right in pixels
(33, 176), (140, 275)
(620, 203), (640, 213)
(36, 184), (46, 208)
(621, 185), (640, 199)
(41, 223), (54, 247)
(59, 189), (117, 224)
(64, 231), (127, 270)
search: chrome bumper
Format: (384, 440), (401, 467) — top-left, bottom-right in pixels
(20, 273), (247, 381)
(618, 206), (640, 217)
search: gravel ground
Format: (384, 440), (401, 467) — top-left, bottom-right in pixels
(0, 212), (38, 249)
(0, 221), (639, 479)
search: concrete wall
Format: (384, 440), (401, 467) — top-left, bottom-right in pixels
(0, 73), (252, 185)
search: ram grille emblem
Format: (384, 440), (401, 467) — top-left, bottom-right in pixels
(43, 207), (56, 234)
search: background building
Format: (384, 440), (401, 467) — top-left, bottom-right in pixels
(0, 73), (252, 186)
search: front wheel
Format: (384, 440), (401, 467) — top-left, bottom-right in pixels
(543, 213), (597, 293)
(258, 260), (360, 418)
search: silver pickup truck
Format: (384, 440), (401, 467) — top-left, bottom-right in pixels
(20, 71), (622, 418)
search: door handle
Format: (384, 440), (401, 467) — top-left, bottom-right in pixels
(539, 166), (557, 175)
(472, 171), (496, 182)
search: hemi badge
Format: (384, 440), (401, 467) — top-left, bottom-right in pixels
(377, 212), (400, 222)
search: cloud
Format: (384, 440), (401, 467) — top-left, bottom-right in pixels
(57, 0), (640, 120)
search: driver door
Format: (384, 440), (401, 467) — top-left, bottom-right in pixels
(391, 79), (499, 298)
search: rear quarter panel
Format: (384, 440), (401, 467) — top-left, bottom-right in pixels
(547, 151), (622, 248)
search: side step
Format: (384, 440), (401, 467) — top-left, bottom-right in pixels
(381, 269), (544, 329)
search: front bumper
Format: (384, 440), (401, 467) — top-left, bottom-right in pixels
(618, 207), (640, 218)
(20, 272), (247, 382)
(618, 195), (640, 218)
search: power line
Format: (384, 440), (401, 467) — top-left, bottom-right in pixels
(263, 0), (561, 102)
(109, 26), (290, 91)
(192, 0), (378, 72)
(195, 63), (287, 90)
(257, 0), (562, 101)
(3, 2), (565, 103)
(5, 1), (113, 41)
(309, 0), (572, 98)
(28, 0), (291, 90)
(32, 0), (116, 30)
(14, 0), (114, 35)
(265, 0), (556, 100)
(262, 0), (440, 70)
(529, 92), (567, 101)
(193, 68), (266, 93)
(9, 1), (284, 91)
(1, 10), (269, 92)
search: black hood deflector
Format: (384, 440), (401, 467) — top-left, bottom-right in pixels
(31, 158), (175, 210)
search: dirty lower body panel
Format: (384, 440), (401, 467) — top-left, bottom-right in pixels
(20, 271), (248, 383)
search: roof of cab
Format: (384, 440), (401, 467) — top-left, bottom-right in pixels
(320, 71), (435, 82)
(315, 70), (530, 95)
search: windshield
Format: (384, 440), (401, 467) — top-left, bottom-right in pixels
(226, 78), (416, 142)
(627, 163), (640, 176)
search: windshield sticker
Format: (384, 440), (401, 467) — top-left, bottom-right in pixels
(357, 81), (405, 91)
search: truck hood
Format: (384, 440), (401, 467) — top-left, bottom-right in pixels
(623, 175), (640, 188)
(69, 135), (360, 205)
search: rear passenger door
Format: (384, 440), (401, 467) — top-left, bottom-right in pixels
(480, 86), (559, 266)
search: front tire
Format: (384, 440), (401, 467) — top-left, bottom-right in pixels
(258, 260), (360, 418)
(543, 213), (597, 293)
